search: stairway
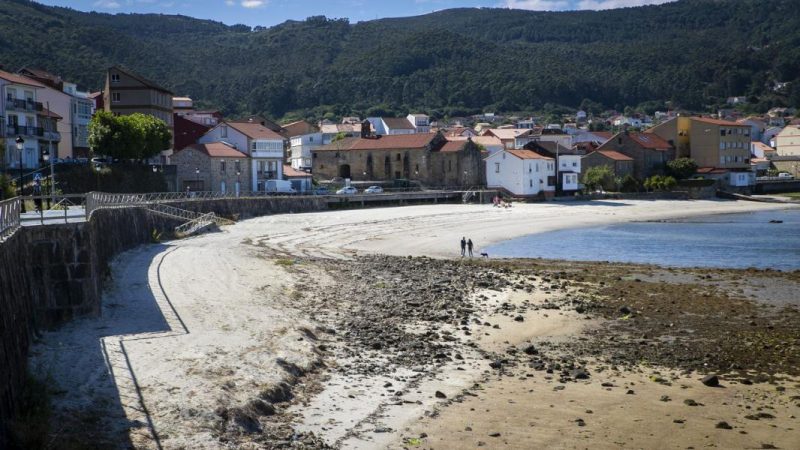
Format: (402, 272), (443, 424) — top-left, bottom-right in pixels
(145, 203), (234, 237)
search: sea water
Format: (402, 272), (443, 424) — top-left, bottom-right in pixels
(485, 208), (800, 270)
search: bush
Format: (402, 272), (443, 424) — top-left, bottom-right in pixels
(620, 174), (641, 192)
(643, 175), (677, 191)
(666, 158), (698, 179)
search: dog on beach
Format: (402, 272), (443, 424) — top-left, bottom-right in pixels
(480, 252), (489, 259)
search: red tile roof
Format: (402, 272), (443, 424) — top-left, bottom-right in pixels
(226, 121), (284, 140)
(696, 167), (729, 174)
(506, 149), (553, 160)
(39, 108), (62, 120)
(592, 150), (634, 161)
(627, 132), (671, 150)
(283, 165), (311, 178)
(281, 120), (318, 138)
(692, 117), (748, 127)
(0, 69), (45, 88)
(350, 133), (438, 150)
(184, 142), (247, 158)
(440, 140), (467, 152)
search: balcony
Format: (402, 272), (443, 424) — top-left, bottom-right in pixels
(5, 97), (44, 112)
(5, 125), (44, 138)
(43, 130), (61, 141)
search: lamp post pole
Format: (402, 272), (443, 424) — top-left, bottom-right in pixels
(236, 170), (241, 197)
(195, 167), (199, 192)
(46, 102), (55, 207)
(16, 136), (25, 213)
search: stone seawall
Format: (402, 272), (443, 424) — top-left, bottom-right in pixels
(0, 196), (330, 445)
(156, 196), (329, 220)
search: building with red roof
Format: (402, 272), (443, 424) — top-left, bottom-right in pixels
(172, 142), (248, 193)
(596, 130), (674, 180)
(485, 148), (555, 197)
(311, 132), (483, 187)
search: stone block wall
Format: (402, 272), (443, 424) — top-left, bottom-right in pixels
(1, 196), (332, 445)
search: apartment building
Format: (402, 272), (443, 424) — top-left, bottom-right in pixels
(0, 70), (50, 169)
(18, 68), (93, 158)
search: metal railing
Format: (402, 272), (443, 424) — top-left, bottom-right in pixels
(5, 98), (43, 112)
(19, 194), (88, 226)
(5, 124), (44, 137)
(0, 197), (21, 241)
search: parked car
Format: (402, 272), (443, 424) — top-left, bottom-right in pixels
(336, 186), (358, 195)
(364, 185), (384, 194)
(314, 187), (330, 195)
(778, 172), (794, 179)
(91, 157), (109, 168)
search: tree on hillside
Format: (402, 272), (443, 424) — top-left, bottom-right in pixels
(666, 157), (698, 180)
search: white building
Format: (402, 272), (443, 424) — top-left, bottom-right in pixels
(198, 120), (284, 192)
(485, 149), (555, 196)
(17, 68), (93, 159)
(367, 117), (416, 135)
(1, 69), (46, 169)
(407, 113), (430, 133)
(557, 154), (581, 192)
(516, 118), (536, 129)
(289, 131), (322, 170)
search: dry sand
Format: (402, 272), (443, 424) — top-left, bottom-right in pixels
(27, 199), (799, 449)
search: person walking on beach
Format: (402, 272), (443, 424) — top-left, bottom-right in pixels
(467, 238), (474, 257)
(460, 237), (467, 257)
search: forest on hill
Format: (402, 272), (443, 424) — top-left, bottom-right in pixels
(0, 0), (798, 121)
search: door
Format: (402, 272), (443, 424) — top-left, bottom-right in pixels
(339, 164), (351, 179)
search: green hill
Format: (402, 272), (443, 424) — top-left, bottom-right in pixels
(1, 0), (798, 120)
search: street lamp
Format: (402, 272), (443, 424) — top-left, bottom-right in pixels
(16, 136), (25, 212)
(152, 165), (158, 173)
(236, 170), (241, 197)
(195, 167), (200, 191)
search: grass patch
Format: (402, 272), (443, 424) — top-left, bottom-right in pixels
(776, 192), (800, 199)
(275, 258), (296, 267)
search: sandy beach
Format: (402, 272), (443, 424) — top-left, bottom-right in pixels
(25, 199), (800, 449)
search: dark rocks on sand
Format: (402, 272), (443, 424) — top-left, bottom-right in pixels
(715, 421), (733, 430)
(435, 391), (447, 399)
(571, 368), (590, 380)
(701, 374), (720, 387)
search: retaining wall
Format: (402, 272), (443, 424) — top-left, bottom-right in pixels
(0, 195), (335, 445)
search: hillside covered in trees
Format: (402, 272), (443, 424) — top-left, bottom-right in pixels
(1, 0), (798, 121)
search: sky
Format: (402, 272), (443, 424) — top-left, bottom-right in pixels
(34, 0), (676, 27)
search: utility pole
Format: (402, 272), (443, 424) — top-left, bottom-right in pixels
(47, 101), (55, 206)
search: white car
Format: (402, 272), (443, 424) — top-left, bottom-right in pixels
(336, 186), (358, 195)
(364, 186), (384, 194)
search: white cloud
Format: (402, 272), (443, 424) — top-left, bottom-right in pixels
(576, 0), (675, 10)
(240, 0), (267, 8)
(93, 0), (122, 8)
(225, 0), (235, 5)
(504, 0), (570, 10)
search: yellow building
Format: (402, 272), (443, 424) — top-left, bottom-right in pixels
(775, 125), (800, 157)
(649, 117), (751, 170)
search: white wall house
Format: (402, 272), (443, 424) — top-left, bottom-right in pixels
(1, 70), (44, 169)
(557, 154), (581, 191)
(290, 131), (322, 170)
(199, 121), (284, 192)
(407, 114), (430, 133)
(485, 149), (555, 196)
